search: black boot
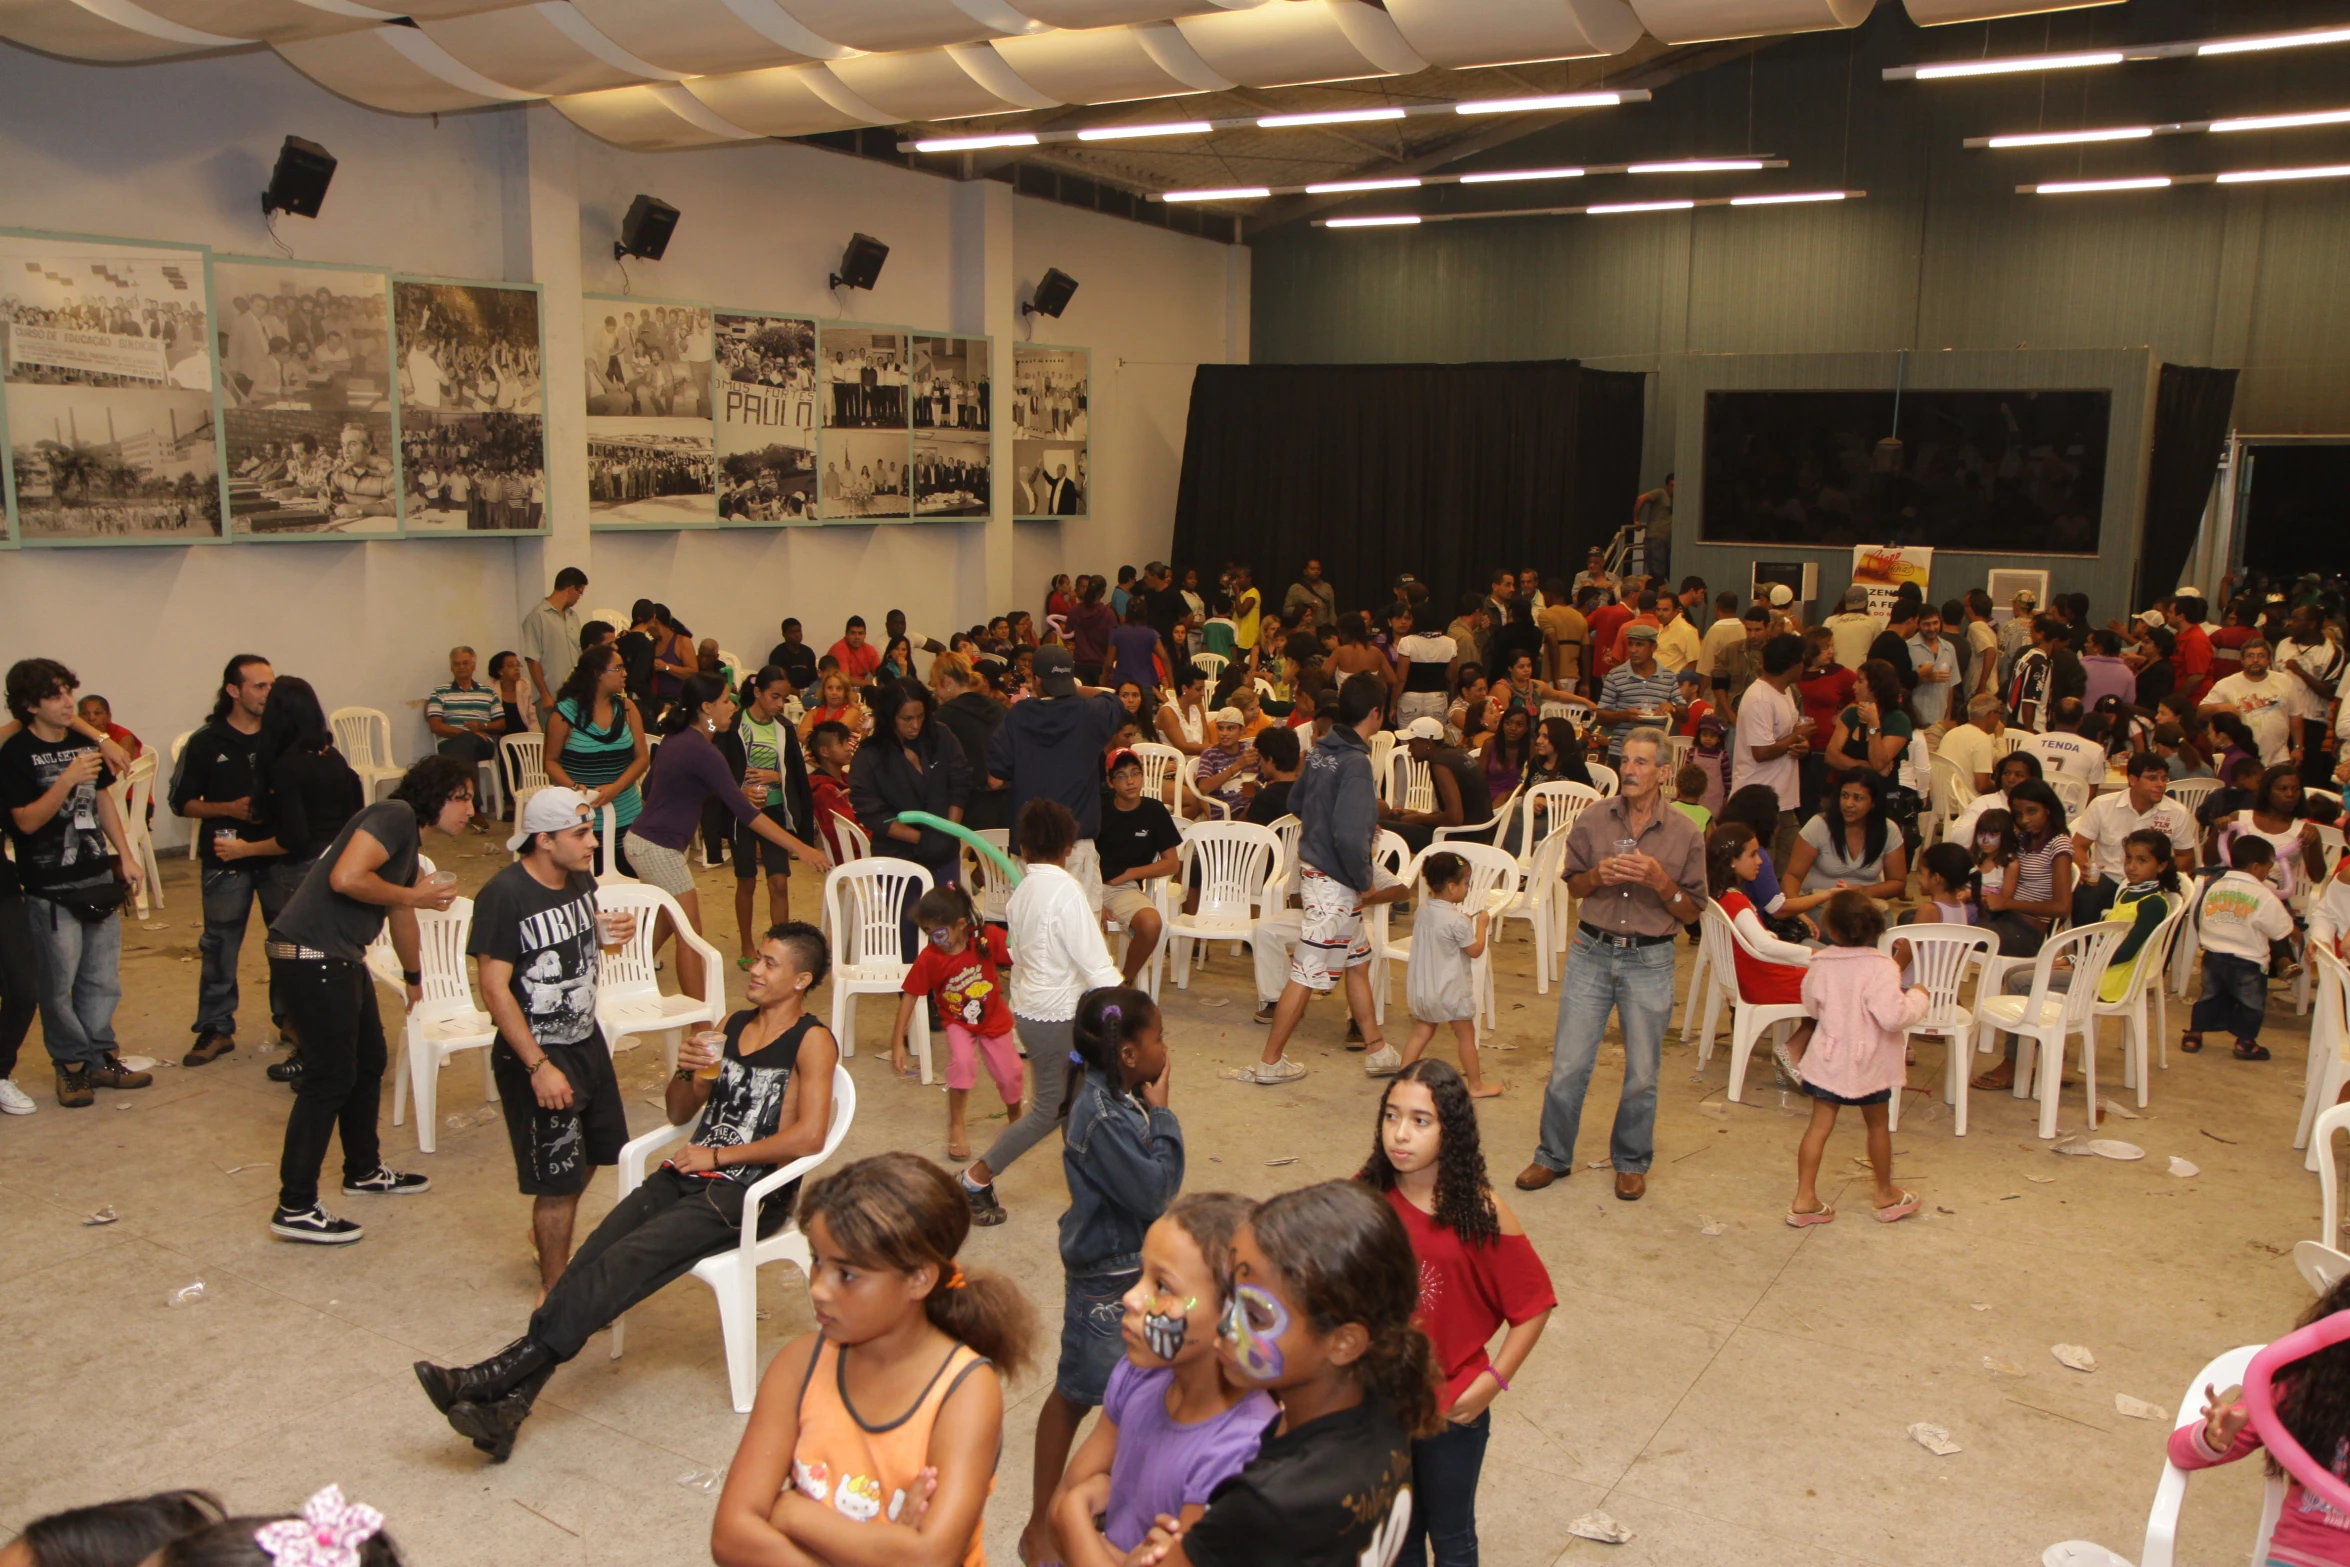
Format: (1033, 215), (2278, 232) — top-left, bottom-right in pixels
(414, 1335), (553, 1415)
(448, 1360), (558, 1462)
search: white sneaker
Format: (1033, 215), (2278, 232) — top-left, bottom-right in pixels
(1362, 1045), (1403, 1077)
(0, 1077), (34, 1115)
(1238, 1056), (1307, 1085)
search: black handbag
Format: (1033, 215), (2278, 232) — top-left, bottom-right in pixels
(39, 877), (126, 924)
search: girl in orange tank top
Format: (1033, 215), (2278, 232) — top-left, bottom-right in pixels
(712, 1152), (1038, 1567)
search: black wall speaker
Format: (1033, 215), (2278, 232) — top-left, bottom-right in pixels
(831, 233), (890, 292)
(1025, 268), (1079, 318)
(261, 136), (337, 220)
(614, 194), (680, 262)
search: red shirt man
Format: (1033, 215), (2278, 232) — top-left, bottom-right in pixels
(2169, 598), (2215, 708)
(1586, 599), (1633, 684)
(827, 617), (882, 684)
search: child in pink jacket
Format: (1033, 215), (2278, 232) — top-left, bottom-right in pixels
(1787, 889), (1929, 1229)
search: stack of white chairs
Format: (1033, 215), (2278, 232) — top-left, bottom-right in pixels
(823, 858), (933, 1075)
(593, 882), (726, 1079)
(330, 706), (404, 801)
(107, 752), (165, 918)
(609, 1062), (856, 1413)
(1167, 822), (1279, 989)
(389, 898), (497, 1153)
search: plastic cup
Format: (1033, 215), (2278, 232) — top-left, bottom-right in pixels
(690, 1029), (726, 1082)
(596, 908), (630, 946)
(426, 871), (458, 892)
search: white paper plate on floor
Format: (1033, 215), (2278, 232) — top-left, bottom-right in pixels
(2043, 1543), (2133, 1567)
(115, 1056), (158, 1072)
(2088, 1140), (2145, 1160)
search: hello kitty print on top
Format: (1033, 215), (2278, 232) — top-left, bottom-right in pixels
(789, 1338), (993, 1567)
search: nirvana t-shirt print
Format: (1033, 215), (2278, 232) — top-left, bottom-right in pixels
(470, 865), (601, 1047)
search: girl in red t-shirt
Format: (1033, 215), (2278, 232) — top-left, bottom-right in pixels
(891, 885), (1021, 1159)
(1358, 1061), (1554, 1567)
(1707, 823), (1816, 1076)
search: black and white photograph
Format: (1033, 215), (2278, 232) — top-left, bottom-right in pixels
(820, 327), (907, 431)
(215, 260), (397, 537)
(8, 382), (221, 540)
(818, 430), (910, 521)
(587, 419), (714, 527)
(717, 441), (814, 524)
(911, 335), (988, 431)
(400, 409), (545, 533)
(1011, 343), (1087, 441)
(585, 299), (711, 420)
(2, 234), (211, 391)
(912, 431), (989, 518)
(1012, 440), (1085, 519)
(393, 280), (543, 415)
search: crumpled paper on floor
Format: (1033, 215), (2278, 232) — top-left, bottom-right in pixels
(1982, 1357), (2026, 1377)
(2053, 1344), (2098, 1372)
(1567, 1511), (1634, 1543)
(2115, 1394), (2165, 1420)
(1908, 1422), (1962, 1456)
(2168, 1156), (2200, 1178)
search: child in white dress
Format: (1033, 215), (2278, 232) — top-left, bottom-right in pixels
(1374, 852), (1500, 1098)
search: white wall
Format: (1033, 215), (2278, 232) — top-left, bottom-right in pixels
(0, 44), (1245, 841)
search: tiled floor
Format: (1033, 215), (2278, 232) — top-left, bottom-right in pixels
(0, 842), (2325, 1565)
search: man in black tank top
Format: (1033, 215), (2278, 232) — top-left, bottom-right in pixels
(414, 921), (843, 1461)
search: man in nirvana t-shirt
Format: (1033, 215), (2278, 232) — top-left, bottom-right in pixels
(470, 788), (633, 1295)
(1096, 749), (1182, 985)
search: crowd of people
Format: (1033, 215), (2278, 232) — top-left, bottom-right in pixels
(398, 413), (546, 530)
(15, 549), (2350, 1567)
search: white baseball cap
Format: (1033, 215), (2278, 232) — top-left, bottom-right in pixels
(506, 786), (594, 852)
(1404, 716), (1445, 741)
(1767, 584), (1794, 607)
(1211, 707), (1244, 726)
(2137, 608), (2166, 627)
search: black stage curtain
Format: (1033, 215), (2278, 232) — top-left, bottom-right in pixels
(1170, 360), (1647, 622)
(2136, 363), (2239, 609)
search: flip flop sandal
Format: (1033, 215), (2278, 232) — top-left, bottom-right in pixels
(2180, 1033), (2204, 1054)
(1784, 1205), (1836, 1227)
(1874, 1190), (1922, 1223)
(2234, 1040), (2272, 1061)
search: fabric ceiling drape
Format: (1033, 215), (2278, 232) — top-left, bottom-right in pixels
(1170, 360), (1647, 619)
(2136, 363), (2239, 608)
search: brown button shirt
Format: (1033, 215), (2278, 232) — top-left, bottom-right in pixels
(1563, 791), (1708, 939)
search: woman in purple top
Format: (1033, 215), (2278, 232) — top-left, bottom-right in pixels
(624, 673), (826, 1003)
(1108, 597), (1167, 695)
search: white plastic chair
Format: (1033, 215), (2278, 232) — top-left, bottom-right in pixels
(963, 829), (1014, 926)
(107, 752), (164, 918)
(1382, 841), (1519, 1030)
(1684, 897), (1739, 1062)
(1104, 875), (1173, 1002)
(591, 803), (635, 886)
(1386, 749), (1434, 815)
(1129, 741), (1185, 811)
(389, 899), (498, 1153)
(1264, 813), (1303, 910)
(2047, 774), (2092, 821)
(2089, 895), (2186, 1109)
(609, 1061), (856, 1412)
(1167, 822), (1280, 988)
(2299, 1102), (2350, 1293)
(1179, 754), (1237, 821)
(499, 731), (549, 819)
(2166, 777), (2219, 851)
(1880, 924), (1994, 1134)
(331, 706), (404, 802)
(1190, 651), (1228, 685)
(592, 882), (726, 1078)
(1434, 782), (1521, 846)
(1513, 780), (1602, 867)
(823, 858), (934, 1068)
(1586, 762), (1619, 797)
(1363, 830), (1414, 1023)
(170, 729), (197, 860)
(1927, 755), (1977, 848)
(1711, 901), (1813, 1103)
(1498, 828), (1573, 995)
(2297, 943), (2350, 1163)
(1368, 729), (1396, 797)
(2138, 1343), (2283, 1567)
(1973, 919), (2129, 1139)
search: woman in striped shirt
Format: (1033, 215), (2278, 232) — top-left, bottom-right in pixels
(544, 643), (650, 876)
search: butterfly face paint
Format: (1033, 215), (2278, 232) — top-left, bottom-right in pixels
(1219, 1283), (1290, 1382)
(1143, 1294), (1195, 1362)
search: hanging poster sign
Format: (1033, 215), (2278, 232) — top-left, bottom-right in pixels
(1850, 544), (1932, 617)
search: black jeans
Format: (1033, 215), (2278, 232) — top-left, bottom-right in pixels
(528, 1166), (791, 1360)
(274, 957), (387, 1209)
(0, 892), (38, 1081)
(1402, 1410), (1491, 1566)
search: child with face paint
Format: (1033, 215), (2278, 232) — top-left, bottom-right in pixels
(1019, 986), (1184, 1567)
(1360, 1061), (1555, 1566)
(1129, 1181), (1435, 1567)
(1048, 1192), (1276, 1566)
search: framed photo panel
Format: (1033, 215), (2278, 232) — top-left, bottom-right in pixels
(391, 276), (546, 535)
(585, 296), (715, 528)
(1012, 343), (1087, 520)
(713, 310), (817, 526)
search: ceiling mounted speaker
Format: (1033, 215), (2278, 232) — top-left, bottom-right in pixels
(1175, 0), (1425, 88)
(989, 25), (1209, 103)
(1627, 0), (1872, 44)
(832, 233), (889, 293)
(1903, 0), (2119, 20)
(827, 47), (1033, 120)
(683, 62), (890, 135)
(262, 135), (336, 219)
(130, 0), (377, 44)
(771, 0), (1009, 52)
(565, 0), (844, 75)
(1384, 0), (1641, 68)
(277, 26), (542, 114)
(615, 193), (681, 260)
(1025, 268), (1079, 318)
(419, 3), (682, 96)
(0, 0), (248, 61)
(554, 83), (763, 148)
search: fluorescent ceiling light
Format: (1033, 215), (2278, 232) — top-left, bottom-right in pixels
(1074, 121), (1212, 142)
(1587, 200), (1697, 214)
(2215, 162), (2350, 183)
(2199, 24), (2350, 56)
(1326, 214), (1421, 227)
(1161, 186), (1272, 202)
(2032, 176), (2174, 193)
(1256, 108), (1407, 129)
(1627, 158), (1765, 173)
(1985, 125), (2154, 147)
(1914, 50), (2124, 79)
(1729, 190), (1848, 205)
(1303, 177), (1423, 194)
(1460, 166), (1587, 184)
(910, 132), (1039, 152)
(2211, 108), (2350, 132)
(1454, 92), (1624, 115)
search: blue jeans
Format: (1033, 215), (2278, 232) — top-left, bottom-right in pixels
(1402, 1411), (1490, 1566)
(194, 860), (290, 1036)
(2192, 952), (2268, 1041)
(24, 889), (123, 1069)
(1535, 931), (1676, 1174)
